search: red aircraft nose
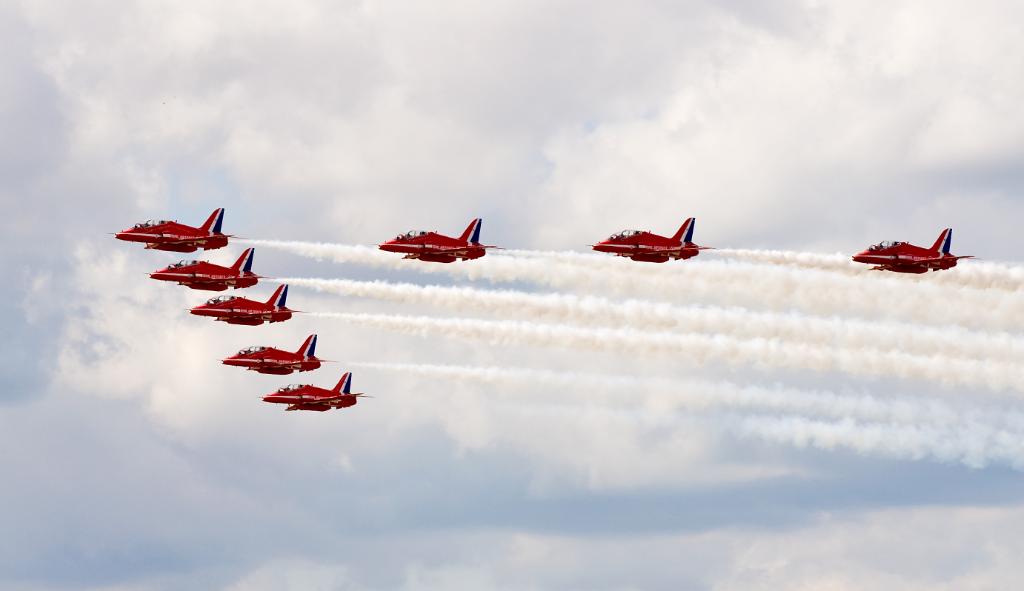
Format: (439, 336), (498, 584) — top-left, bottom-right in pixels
(851, 250), (872, 263)
(115, 230), (148, 243)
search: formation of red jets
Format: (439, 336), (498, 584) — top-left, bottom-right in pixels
(116, 208), (358, 412)
(116, 208), (975, 413)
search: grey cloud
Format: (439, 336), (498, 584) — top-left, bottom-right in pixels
(4, 0), (1024, 588)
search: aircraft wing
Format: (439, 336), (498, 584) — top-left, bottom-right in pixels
(427, 244), (500, 254)
(154, 236), (204, 246)
(315, 394), (348, 403)
(915, 255), (976, 265)
(621, 245), (694, 255)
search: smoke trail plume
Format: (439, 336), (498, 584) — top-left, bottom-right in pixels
(247, 239), (1024, 331)
(712, 248), (1024, 292)
(359, 361), (1024, 469)
(351, 361), (1024, 428)
(287, 277), (1024, 364)
(320, 312), (1024, 392)
(728, 413), (1024, 469)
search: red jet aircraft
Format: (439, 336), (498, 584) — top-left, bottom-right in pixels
(262, 371), (368, 412)
(115, 208), (229, 252)
(150, 248), (259, 291)
(190, 283), (293, 325)
(592, 217), (709, 263)
(222, 334), (321, 374)
(852, 228), (973, 274)
(379, 218), (498, 263)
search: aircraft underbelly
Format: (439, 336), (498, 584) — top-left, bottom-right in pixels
(630, 253), (671, 263)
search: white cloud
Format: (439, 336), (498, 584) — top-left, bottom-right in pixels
(5, 0), (1024, 588)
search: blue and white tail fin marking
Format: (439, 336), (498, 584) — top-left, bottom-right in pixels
(267, 284), (288, 308)
(298, 334), (317, 358)
(671, 218), (695, 244)
(930, 228), (953, 254)
(211, 208), (225, 234)
(232, 248), (255, 272)
(459, 218), (483, 244)
(334, 372), (352, 394)
(200, 208), (225, 233)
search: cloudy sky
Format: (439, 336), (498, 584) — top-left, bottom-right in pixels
(4, 0), (1024, 589)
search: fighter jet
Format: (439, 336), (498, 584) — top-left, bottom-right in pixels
(190, 284), (293, 325)
(150, 248), (259, 291)
(222, 334), (322, 375)
(852, 228), (973, 274)
(115, 208), (229, 252)
(379, 218), (498, 263)
(592, 218), (710, 263)
(262, 372), (368, 412)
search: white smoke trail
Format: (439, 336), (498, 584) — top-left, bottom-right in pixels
(350, 361), (1024, 429)
(514, 402), (1024, 469)
(243, 239), (626, 289)
(286, 277), (1024, 364)
(247, 239), (1024, 331)
(711, 248), (1024, 292)
(494, 402), (1024, 469)
(319, 312), (1024, 393)
(514, 247), (1024, 294)
(727, 413), (1024, 469)
(358, 361), (1024, 469)
(711, 248), (855, 272)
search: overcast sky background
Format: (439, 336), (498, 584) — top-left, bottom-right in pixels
(3, 1), (1024, 589)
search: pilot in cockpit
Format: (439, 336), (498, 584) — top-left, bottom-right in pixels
(133, 219), (171, 229)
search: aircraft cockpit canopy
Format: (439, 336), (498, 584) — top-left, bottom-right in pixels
(397, 230), (429, 240)
(171, 260), (200, 268)
(133, 219), (172, 228)
(279, 384), (306, 392)
(206, 295), (236, 304)
(869, 241), (904, 251)
(610, 230), (642, 240)
(239, 346), (267, 355)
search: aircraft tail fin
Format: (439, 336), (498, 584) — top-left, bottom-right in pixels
(296, 334), (317, 358)
(200, 208), (225, 234)
(930, 228), (953, 254)
(266, 284), (288, 308)
(231, 248), (255, 272)
(459, 218), (483, 244)
(332, 371), (352, 394)
(671, 218), (696, 244)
